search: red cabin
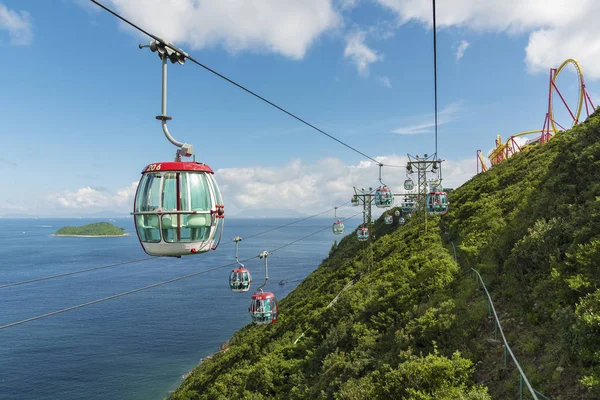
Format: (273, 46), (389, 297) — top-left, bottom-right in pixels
(249, 291), (278, 325)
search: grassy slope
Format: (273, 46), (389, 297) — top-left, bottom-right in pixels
(444, 109), (600, 398)
(170, 110), (600, 399)
(170, 212), (489, 399)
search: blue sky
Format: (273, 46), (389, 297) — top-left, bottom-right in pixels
(1, 0), (599, 216)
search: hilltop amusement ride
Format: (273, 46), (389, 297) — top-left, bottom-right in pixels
(477, 59), (596, 173)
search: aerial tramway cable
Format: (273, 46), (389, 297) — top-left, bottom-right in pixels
(88, 0), (406, 169)
(0, 257), (157, 290)
(0, 203), (352, 290)
(0, 212), (362, 330)
(432, 0), (439, 157)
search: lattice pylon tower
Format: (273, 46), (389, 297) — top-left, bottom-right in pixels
(352, 187), (375, 271)
(407, 154), (441, 209)
(406, 154), (444, 232)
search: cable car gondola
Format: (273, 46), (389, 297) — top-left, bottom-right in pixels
(333, 221), (344, 235)
(374, 164), (393, 208)
(357, 226), (369, 242)
(404, 178), (415, 191)
(332, 207), (344, 235)
(384, 214), (393, 225)
(229, 236), (252, 292)
(401, 197), (417, 214)
(426, 191), (449, 215)
(394, 210), (400, 217)
(134, 163), (224, 256)
(375, 186), (394, 208)
(133, 40), (224, 257)
(249, 291), (278, 325)
(249, 251), (278, 325)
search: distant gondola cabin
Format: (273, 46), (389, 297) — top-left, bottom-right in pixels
(357, 227), (369, 241)
(229, 267), (252, 292)
(426, 191), (449, 215)
(332, 221), (344, 235)
(401, 198), (417, 213)
(374, 186), (394, 208)
(249, 292), (278, 325)
(384, 214), (393, 224)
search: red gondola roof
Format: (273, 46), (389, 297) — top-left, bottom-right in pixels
(251, 292), (276, 300)
(231, 267), (250, 273)
(334, 221), (343, 225)
(141, 162), (214, 174)
(428, 191), (447, 195)
(377, 186), (392, 191)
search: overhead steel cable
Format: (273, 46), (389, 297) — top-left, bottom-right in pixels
(432, 0), (439, 157)
(1, 203), (352, 289)
(88, 0), (405, 169)
(0, 213), (361, 330)
(230, 200), (353, 243)
(0, 257), (157, 290)
(0, 259), (244, 330)
(270, 212), (362, 254)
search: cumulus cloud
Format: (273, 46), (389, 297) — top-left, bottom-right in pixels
(50, 182), (138, 210)
(378, 75), (392, 88)
(336, 0), (360, 11)
(216, 155), (475, 215)
(3, 155), (476, 217)
(0, 4), (32, 45)
(392, 101), (462, 134)
(105, 0), (340, 59)
(344, 31), (383, 75)
(375, 0), (600, 79)
(455, 40), (469, 61)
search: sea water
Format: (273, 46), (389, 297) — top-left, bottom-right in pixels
(0, 217), (360, 399)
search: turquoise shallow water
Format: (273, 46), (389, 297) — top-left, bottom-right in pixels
(0, 217), (360, 399)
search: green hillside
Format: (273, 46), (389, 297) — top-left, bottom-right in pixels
(54, 222), (127, 236)
(170, 110), (600, 399)
(444, 108), (600, 398)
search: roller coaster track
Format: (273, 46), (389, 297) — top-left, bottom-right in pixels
(477, 58), (596, 173)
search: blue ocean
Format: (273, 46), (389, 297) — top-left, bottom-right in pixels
(0, 217), (360, 399)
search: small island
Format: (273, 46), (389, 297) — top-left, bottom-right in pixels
(52, 222), (129, 237)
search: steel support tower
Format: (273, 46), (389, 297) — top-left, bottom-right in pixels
(352, 187), (375, 270)
(406, 154), (444, 232)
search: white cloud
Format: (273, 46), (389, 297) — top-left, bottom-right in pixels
(455, 40), (469, 61)
(378, 75), (392, 88)
(1, 156), (476, 217)
(336, 0), (360, 11)
(375, 0), (600, 79)
(0, 4), (32, 45)
(216, 155), (475, 215)
(105, 0), (340, 60)
(344, 31), (383, 75)
(50, 182), (138, 210)
(392, 101), (462, 134)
